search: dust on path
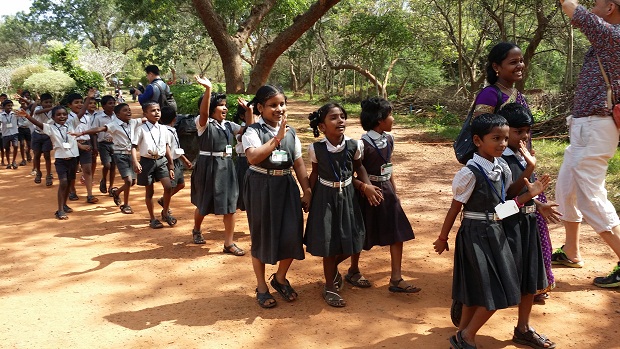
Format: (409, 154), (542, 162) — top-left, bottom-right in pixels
(0, 99), (618, 348)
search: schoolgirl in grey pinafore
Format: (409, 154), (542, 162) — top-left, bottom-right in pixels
(191, 118), (240, 215)
(305, 138), (365, 257)
(235, 127), (249, 211)
(501, 152), (548, 294)
(359, 133), (414, 249)
(452, 158), (521, 311)
(243, 122), (305, 264)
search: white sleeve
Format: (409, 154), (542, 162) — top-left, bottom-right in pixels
(358, 139), (365, 160)
(196, 116), (207, 136)
(452, 167), (476, 204)
(353, 140), (363, 160)
(293, 135), (302, 160)
(242, 126), (263, 151)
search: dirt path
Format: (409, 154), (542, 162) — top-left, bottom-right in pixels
(0, 99), (618, 348)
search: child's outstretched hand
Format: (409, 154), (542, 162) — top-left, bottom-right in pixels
(195, 75), (212, 88)
(433, 238), (449, 254)
(15, 110), (28, 117)
(537, 199), (562, 224)
(363, 184), (383, 206)
(237, 97), (257, 125)
(519, 140), (536, 168)
(525, 174), (550, 197)
(87, 88), (96, 99)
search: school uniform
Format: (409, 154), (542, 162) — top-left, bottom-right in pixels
(451, 154), (521, 310)
(164, 125), (185, 188)
(359, 131), (414, 249)
(241, 119), (305, 264)
(31, 106), (54, 153)
(191, 117), (239, 215)
(235, 123), (249, 211)
(502, 149), (548, 294)
(133, 121), (169, 186)
(40, 119), (80, 181)
(1, 111), (19, 149)
(304, 136), (365, 257)
(93, 111), (117, 165)
(17, 109), (32, 143)
(71, 111), (93, 165)
(106, 118), (141, 179)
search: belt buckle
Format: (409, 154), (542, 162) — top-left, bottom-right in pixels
(274, 169), (284, 176)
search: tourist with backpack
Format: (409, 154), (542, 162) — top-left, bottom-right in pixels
(136, 65), (177, 111)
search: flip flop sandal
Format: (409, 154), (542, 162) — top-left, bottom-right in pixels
(69, 192), (79, 201)
(345, 272), (372, 288)
(550, 245), (584, 268)
(256, 288), (277, 308)
(269, 273), (298, 301)
(334, 271), (343, 291)
(63, 205), (74, 213)
(86, 195), (99, 204)
(34, 172), (42, 183)
(149, 219), (164, 229)
(192, 230), (206, 244)
(110, 187), (121, 206)
(99, 179), (107, 193)
(223, 243), (245, 256)
(454, 331), (476, 349)
(119, 205), (134, 214)
(512, 328), (556, 349)
(161, 210), (177, 226)
(45, 174), (53, 187)
(388, 278), (422, 293)
(322, 287), (346, 307)
(55, 211), (69, 220)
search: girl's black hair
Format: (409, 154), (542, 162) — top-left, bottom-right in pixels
(51, 105), (68, 119)
(497, 103), (534, 128)
(114, 103), (129, 116)
(233, 100), (253, 124)
(360, 97), (392, 131)
(308, 103), (347, 137)
(486, 42), (519, 85)
(471, 113), (508, 141)
(209, 92), (227, 115)
(2, 99), (13, 107)
(254, 85), (285, 107)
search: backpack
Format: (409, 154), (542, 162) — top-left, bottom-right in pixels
(152, 79), (178, 112)
(174, 114), (197, 136)
(453, 85), (503, 164)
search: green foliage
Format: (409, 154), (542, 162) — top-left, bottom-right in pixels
(170, 84), (206, 115)
(46, 41), (105, 93)
(22, 71), (76, 100)
(10, 64), (48, 89)
(69, 67), (105, 92)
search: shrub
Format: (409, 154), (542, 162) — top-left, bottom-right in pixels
(23, 71), (76, 100)
(10, 64), (48, 89)
(68, 67), (105, 93)
(170, 83), (206, 115)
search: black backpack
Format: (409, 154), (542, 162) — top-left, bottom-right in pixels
(152, 80), (178, 112)
(453, 85), (503, 164)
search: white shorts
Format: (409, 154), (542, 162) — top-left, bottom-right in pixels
(555, 115), (620, 233)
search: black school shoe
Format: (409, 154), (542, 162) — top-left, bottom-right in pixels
(593, 262), (620, 288)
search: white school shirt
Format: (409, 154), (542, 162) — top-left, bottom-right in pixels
(70, 111), (91, 141)
(359, 130), (394, 160)
(235, 122), (245, 155)
(307, 135), (362, 163)
(33, 106), (53, 134)
(0, 111), (19, 136)
(164, 125), (183, 160)
(17, 108), (32, 129)
(106, 118), (141, 152)
(196, 117), (241, 140)
(93, 111), (116, 142)
(452, 153), (513, 204)
(241, 118), (302, 160)
(132, 121), (168, 157)
(41, 117), (80, 158)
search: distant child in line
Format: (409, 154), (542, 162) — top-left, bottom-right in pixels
(234, 98), (252, 212)
(0, 94), (7, 165)
(433, 113), (550, 349)
(18, 105), (91, 219)
(348, 97), (419, 294)
(16, 98), (33, 166)
(31, 94), (55, 186)
(1, 100), (19, 169)
(305, 103), (379, 307)
(158, 106), (193, 213)
(131, 101), (175, 229)
(84, 96), (99, 186)
(76, 103), (144, 214)
(93, 95), (118, 195)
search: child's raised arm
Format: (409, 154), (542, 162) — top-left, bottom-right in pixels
(245, 114), (288, 165)
(70, 125), (107, 137)
(507, 140), (536, 198)
(515, 174), (551, 207)
(15, 109), (43, 130)
(195, 75), (212, 128)
(434, 199), (464, 254)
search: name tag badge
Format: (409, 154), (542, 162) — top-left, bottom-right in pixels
(62, 142), (71, 149)
(175, 148), (185, 156)
(225, 145), (233, 156)
(494, 200), (519, 219)
(6, 123), (12, 128)
(380, 163), (393, 176)
(271, 150), (288, 163)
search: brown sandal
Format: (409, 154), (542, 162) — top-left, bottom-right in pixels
(223, 243), (245, 256)
(512, 327), (556, 349)
(388, 278), (421, 293)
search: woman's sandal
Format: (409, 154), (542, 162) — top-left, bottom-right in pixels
(322, 287), (346, 307)
(161, 210), (177, 226)
(512, 327), (556, 349)
(269, 273), (298, 301)
(345, 272), (372, 288)
(45, 174), (53, 187)
(388, 278), (422, 293)
(110, 187), (121, 206)
(223, 243), (245, 256)
(256, 288), (277, 308)
(149, 219), (164, 229)
(192, 230), (206, 244)
(449, 331), (477, 349)
(34, 172), (42, 184)
(334, 271), (343, 291)
(86, 195), (99, 204)
(55, 210), (69, 220)
(119, 205), (134, 214)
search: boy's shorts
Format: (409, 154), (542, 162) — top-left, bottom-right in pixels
(137, 157), (169, 186)
(18, 127), (31, 142)
(98, 141), (115, 165)
(113, 153), (134, 180)
(32, 132), (53, 152)
(170, 158), (185, 187)
(54, 157), (78, 181)
(3, 134), (18, 149)
(77, 142), (93, 165)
